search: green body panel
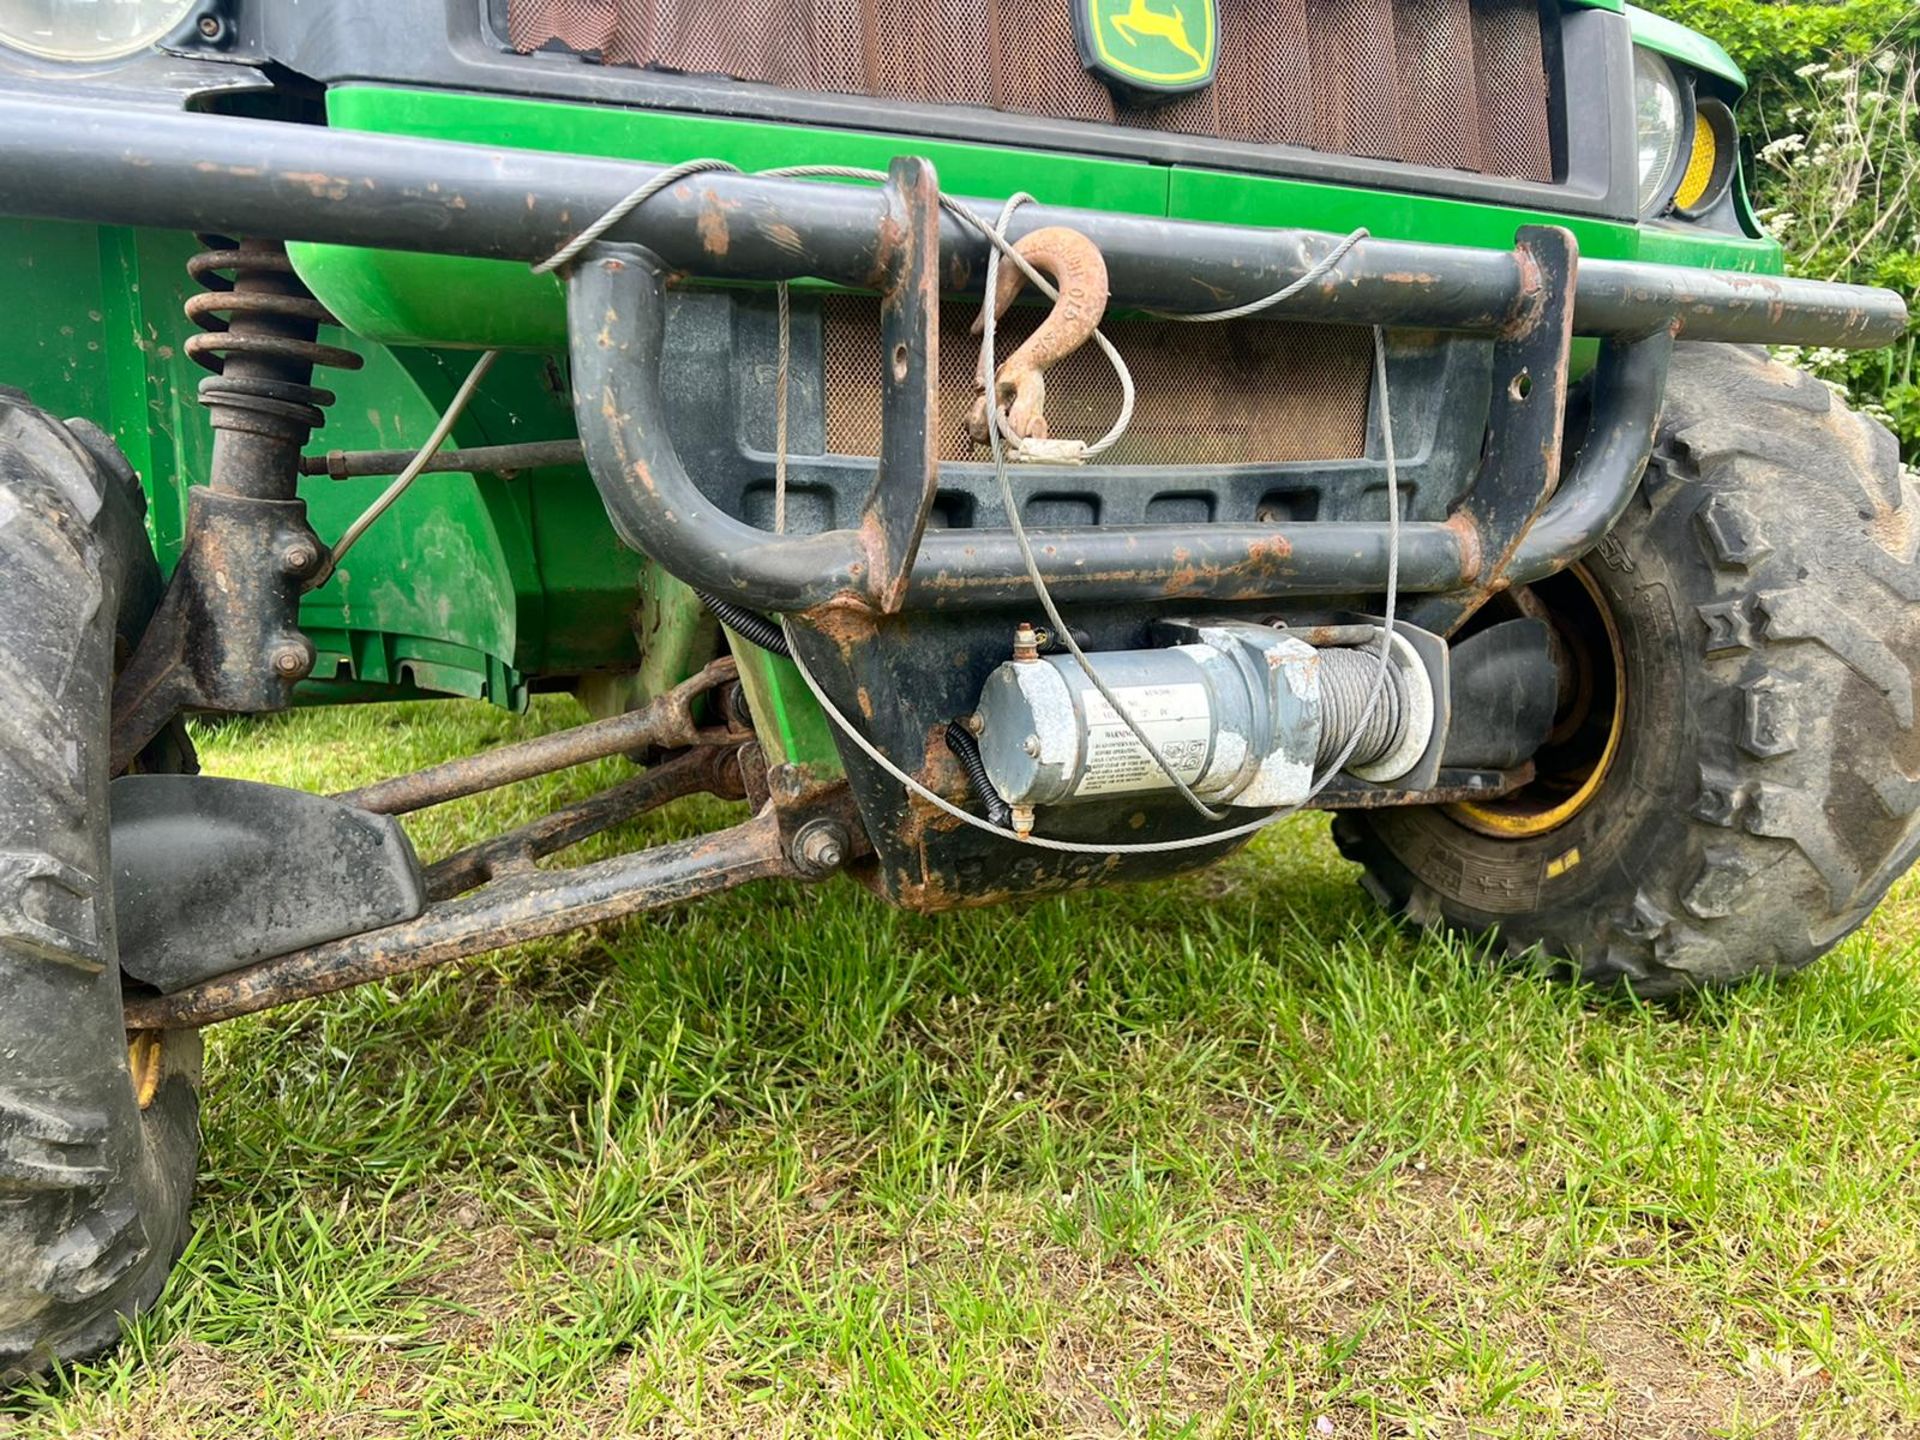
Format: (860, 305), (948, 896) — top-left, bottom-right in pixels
(1165, 168), (1775, 270)
(578, 569), (717, 719)
(1626, 4), (1746, 91)
(727, 637), (847, 785)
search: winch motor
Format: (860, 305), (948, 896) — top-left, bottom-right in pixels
(972, 619), (1439, 834)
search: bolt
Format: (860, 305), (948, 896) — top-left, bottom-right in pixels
(282, 543), (317, 576)
(1012, 622), (1040, 663)
(963, 712), (985, 736)
(197, 13), (221, 38)
(792, 818), (849, 876)
(1021, 734), (1041, 757)
(270, 644), (310, 679)
(1010, 804), (1036, 839)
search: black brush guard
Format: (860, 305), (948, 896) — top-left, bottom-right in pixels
(0, 93), (1903, 624)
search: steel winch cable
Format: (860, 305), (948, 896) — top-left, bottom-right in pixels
(316, 348), (498, 583)
(356, 157), (1404, 856)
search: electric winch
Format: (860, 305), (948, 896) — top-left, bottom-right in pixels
(970, 618), (1446, 835)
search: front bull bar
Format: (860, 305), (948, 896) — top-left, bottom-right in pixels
(0, 94), (1902, 619)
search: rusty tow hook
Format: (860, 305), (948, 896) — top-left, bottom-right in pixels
(967, 226), (1110, 446)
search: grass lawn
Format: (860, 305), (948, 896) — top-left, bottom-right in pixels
(7, 693), (1920, 1438)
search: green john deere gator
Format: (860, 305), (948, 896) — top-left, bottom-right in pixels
(0, 0), (1910, 1381)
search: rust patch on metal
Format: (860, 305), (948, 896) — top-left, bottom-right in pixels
(800, 594), (884, 663)
(1312, 762), (1534, 809)
(695, 193), (736, 258)
(280, 170), (352, 201)
(1444, 511), (1485, 583)
(855, 509), (898, 618)
(1247, 532), (1294, 564)
(892, 849), (1131, 914)
(1498, 248), (1547, 340)
(880, 724), (996, 911)
(1149, 530), (1297, 599)
(869, 211), (907, 293)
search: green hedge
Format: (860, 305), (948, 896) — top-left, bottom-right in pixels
(1642, 0), (1920, 456)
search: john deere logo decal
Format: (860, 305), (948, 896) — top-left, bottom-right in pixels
(1075, 0), (1217, 100)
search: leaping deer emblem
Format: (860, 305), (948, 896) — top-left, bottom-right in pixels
(1108, 0), (1205, 67)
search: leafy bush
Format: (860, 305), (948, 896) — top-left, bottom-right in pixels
(1643, 0), (1920, 453)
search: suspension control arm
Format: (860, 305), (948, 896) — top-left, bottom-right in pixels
(122, 808), (796, 1030)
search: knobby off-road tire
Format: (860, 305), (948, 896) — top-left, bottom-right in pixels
(1335, 343), (1920, 996)
(0, 392), (200, 1382)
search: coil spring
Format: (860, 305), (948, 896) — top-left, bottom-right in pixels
(184, 237), (363, 434)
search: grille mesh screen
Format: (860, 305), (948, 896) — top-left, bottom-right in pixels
(507, 0), (1552, 181)
(819, 294), (1373, 465)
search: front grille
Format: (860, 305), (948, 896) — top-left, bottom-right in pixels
(506, 0), (1553, 182)
(820, 295), (1373, 465)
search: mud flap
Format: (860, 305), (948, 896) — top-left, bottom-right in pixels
(111, 776), (425, 995)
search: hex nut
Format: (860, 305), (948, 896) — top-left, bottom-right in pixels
(792, 818), (849, 876)
(270, 642), (312, 679)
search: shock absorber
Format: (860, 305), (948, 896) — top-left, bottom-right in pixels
(109, 240), (366, 771)
(185, 237), (364, 498)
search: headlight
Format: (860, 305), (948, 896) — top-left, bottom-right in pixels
(0, 0), (196, 61)
(1633, 49), (1686, 217)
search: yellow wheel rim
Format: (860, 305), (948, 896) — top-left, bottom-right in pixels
(1448, 564), (1626, 839)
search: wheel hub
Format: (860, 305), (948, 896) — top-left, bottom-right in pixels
(1448, 564), (1625, 839)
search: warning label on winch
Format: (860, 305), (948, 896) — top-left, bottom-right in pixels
(1073, 683), (1212, 798)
